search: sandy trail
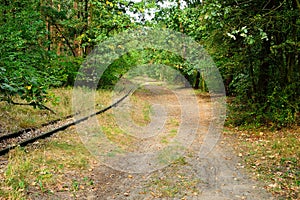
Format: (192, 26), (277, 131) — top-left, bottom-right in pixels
(84, 83), (274, 200)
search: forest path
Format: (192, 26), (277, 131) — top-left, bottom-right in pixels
(84, 82), (274, 200)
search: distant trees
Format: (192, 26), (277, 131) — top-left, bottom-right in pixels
(150, 0), (299, 127)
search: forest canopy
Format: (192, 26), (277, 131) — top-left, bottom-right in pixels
(0, 0), (299, 128)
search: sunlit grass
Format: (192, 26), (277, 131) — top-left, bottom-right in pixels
(0, 88), (114, 199)
(129, 89), (152, 126)
(0, 87), (73, 134)
(0, 86), (185, 199)
(0, 129), (94, 200)
(0, 87), (116, 135)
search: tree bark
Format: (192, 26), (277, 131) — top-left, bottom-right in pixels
(194, 70), (200, 89)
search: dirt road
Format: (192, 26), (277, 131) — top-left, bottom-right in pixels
(83, 83), (274, 200)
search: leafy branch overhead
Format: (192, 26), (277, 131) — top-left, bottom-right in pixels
(0, 0), (132, 111)
(0, 0), (299, 127)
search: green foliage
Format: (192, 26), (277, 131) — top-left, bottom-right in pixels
(98, 52), (137, 88)
(97, 48), (196, 89)
(1, 0), (298, 127)
(151, 0), (299, 127)
(0, 0), (134, 110)
(197, 0), (300, 128)
(0, 0), (60, 109)
(49, 56), (83, 86)
(265, 84), (299, 127)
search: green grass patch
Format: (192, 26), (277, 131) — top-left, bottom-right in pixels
(129, 92), (152, 126)
(0, 88), (113, 135)
(0, 88), (116, 199)
(147, 158), (200, 198)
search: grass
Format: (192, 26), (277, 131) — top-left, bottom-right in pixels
(0, 87), (73, 134)
(0, 86), (200, 199)
(0, 87), (117, 133)
(101, 125), (135, 151)
(224, 126), (300, 199)
(158, 117), (180, 146)
(147, 157), (200, 198)
(160, 129), (178, 144)
(129, 89), (152, 126)
(0, 87), (163, 199)
(3, 86), (298, 199)
(0, 88), (114, 199)
(0, 129), (94, 200)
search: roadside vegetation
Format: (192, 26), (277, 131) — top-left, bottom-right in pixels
(0, 131), (94, 200)
(0, 88), (73, 134)
(224, 125), (300, 199)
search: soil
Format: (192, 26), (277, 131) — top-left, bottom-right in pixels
(74, 83), (274, 200)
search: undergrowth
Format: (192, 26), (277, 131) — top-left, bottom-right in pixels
(0, 87), (73, 134)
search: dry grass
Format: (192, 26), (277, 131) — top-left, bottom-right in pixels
(129, 94), (152, 127)
(0, 129), (95, 200)
(2, 87), (298, 199)
(146, 157), (200, 198)
(0, 87), (73, 134)
(0, 88), (113, 199)
(0, 87), (158, 199)
(0, 88), (117, 134)
(224, 126), (300, 199)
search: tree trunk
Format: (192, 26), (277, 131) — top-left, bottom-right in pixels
(194, 70), (200, 89)
(256, 40), (271, 102)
